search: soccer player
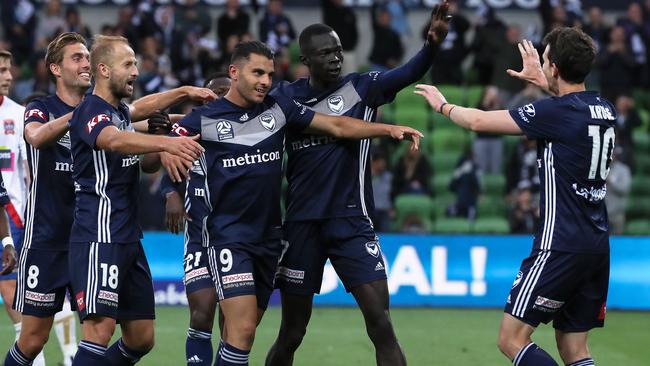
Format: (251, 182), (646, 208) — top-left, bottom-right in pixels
(159, 73), (232, 365)
(164, 40), (422, 366)
(265, 4), (450, 366)
(66, 35), (210, 366)
(0, 173), (18, 289)
(0, 49), (46, 366)
(415, 27), (612, 366)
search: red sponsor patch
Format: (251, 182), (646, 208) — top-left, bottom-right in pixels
(598, 302), (607, 321)
(76, 291), (85, 311)
(25, 109), (47, 122)
(171, 123), (188, 136)
(86, 114), (110, 133)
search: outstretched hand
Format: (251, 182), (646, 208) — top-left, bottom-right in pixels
(414, 84), (448, 113)
(185, 86), (218, 104)
(506, 39), (550, 92)
(426, 1), (452, 46)
(390, 126), (424, 152)
(1, 245), (16, 275)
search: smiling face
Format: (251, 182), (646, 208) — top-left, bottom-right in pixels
(53, 42), (91, 93)
(230, 53), (274, 106)
(301, 31), (343, 86)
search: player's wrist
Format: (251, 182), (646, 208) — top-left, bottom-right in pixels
(2, 236), (14, 248)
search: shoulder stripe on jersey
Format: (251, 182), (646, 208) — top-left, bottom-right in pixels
(93, 151), (112, 243)
(15, 145), (40, 311)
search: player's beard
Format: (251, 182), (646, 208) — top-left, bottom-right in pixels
(109, 76), (133, 100)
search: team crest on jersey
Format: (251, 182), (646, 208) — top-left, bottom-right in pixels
(216, 120), (234, 141)
(57, 131), (71, 149)
(259, 114), (276, 131)
(86, 114), (110, 133)
(512, 271), (523, 289)
(24, 109), (46, 122)
(3, 120), (15, 135)
(365, 241), (380, 258)
(523, 104), (536, 117)
(327, 95), (345, 114)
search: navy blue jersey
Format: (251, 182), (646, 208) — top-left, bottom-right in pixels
(185, 163), (210, 248)
(172, 95), (314, 246)
(276, 72), (399, 221)
(0, 173), (8, 207)
(69, 95), (142, 244)
(509, 91), (616, 253)
(23, 95), (75, 250)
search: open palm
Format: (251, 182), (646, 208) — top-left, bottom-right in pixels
(506, 39), (549, 91)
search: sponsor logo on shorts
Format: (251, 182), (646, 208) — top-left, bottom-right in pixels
(25, 291), (55, 303)
(365, 241), (380, 258)
(76, 291), (85, 311)
(184, 267), (210, 284)
(221, 273), (254, 285)
(512, 271), (523, 289)
(533, 296), (564, 313)
(98, 290), (119, 303)
(276, 266), (305, 280)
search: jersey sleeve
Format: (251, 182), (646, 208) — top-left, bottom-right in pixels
(23, 99), (49, 126)
(74, 105), (115, 149)
(508, 97), (562, 140)
(274, 94), (315, 131)
(365, 46), (435, 107)
(169, 109), (202, 137)
(0, 175), (9, 207)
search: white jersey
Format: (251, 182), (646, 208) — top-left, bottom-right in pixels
(0, 96), (28, 224)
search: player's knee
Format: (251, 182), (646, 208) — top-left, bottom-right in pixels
(556, 339), (589, 362)
(189, 307), (215, 331)
(123, 331), (155, 354)
(230, 319), (257, 345)
(279, 324), (307, 351)
(365, 309), (393, 341)
(18, 331), (49, 356)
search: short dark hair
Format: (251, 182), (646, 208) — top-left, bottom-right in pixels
(204, 72), (230, 87)
(299, 23), (334, 52)
(542, 27), (596, 84)
(230, 41), (274, 65)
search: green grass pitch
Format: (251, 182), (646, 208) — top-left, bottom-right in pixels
(0, 307), (647, 365)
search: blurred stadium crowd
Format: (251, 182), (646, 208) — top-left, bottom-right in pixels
(1, 0), (650, 234)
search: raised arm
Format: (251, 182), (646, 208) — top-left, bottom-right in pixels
(304, 113), (423, 151)
(24, 112), (73, 149)
(506, 39), (554, 96)
(415, 84), (523, 135)
(373, 1), (451, 98)
(129, 86), (216, 121)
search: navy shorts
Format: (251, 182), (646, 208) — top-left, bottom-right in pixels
(276, 217), (387, 295)
(184, 241), (214, 295)
(207, 240), (282, 310)
(0, 219), (24, 281)
(69, 242), (155, 322)
(504, 250), (609, 332)
(14, 248), (73, 316)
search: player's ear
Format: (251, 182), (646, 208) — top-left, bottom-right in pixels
(299, 54), (309, 67)
(97, 63), (110, 79)
(551, 63), (559, 79)
(49, 63), (61, 79)
(228, 64), (238, 82)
